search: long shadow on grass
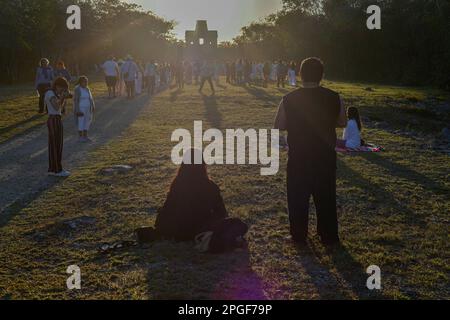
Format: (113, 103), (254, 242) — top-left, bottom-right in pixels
(337, 158), (426, 227)
(143, 243), (267, 299)
(170, 88), (183, 102)
(0, 114), (45, 136)
(0, 95), (151, 228)
(360, 153), (448, 195)
(242, 86), (280, 105)
(308, 241), (386, 299)
(292, 245), (356, 299)
(335, 159), (423, 298)
(201, 94), (222, 128)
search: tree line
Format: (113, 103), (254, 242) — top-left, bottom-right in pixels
(1, 0), (449, 88)
(232, 0), (450, 89)
(0, 0), (176, 84)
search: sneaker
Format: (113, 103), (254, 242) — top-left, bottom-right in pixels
(55, 170), (71, 177)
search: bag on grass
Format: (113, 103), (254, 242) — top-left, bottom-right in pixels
(195, 218), (248, 254)
(135, 226), (159, 245)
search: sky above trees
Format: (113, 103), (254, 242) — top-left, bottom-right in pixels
(128, 0), (282, 41)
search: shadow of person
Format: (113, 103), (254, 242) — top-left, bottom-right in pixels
(143, 242), (267, 300)
(201, 94), (222, 128)
(310, 241), (386, 299)
(0, 114), (46, 139)
(360, 153), (448, 195)
(292, 243), (355, 299)
(170, 88), (183, 102)
(243, 86), (280, 104)
(337, 158), (427, 228)
(0, 94), (150, 229)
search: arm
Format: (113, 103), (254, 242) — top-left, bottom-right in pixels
(49, 95), (65, 112)
(336, 97), (347, 128)
(89, 89), (95, 112)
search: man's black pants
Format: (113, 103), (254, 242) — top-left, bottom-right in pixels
(287, 163), (339, 243)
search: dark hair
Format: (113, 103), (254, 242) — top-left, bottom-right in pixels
(52, 77), (69, 91)
(170, 149), (209, 192)
(57, 60), (65, 68)
(347, 107), (362, 131)
(77, 76), (88, 85)
(300, 57), (324, 83)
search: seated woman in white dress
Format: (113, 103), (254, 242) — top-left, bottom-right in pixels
(337, 107), (363, 149)
(74, 76), (95, 142)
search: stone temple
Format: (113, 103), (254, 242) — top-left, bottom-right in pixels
(185, 20), (218, 60)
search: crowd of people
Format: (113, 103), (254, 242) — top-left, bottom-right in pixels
(96, 57), (304, 99)
(35, 55), (366, 250)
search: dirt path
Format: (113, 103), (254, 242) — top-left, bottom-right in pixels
(0, 94), (151, 220)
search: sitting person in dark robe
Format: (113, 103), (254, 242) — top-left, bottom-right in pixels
(136, 149), (248, 253)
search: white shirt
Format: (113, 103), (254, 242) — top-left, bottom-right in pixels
(102, 60), (119, 77)
(343, 119), (361, 148)
(45, 90), (61, 116)
(79, 87), (91, 109)
(121, 60), (138, 81)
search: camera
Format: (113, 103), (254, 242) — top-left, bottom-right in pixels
(61, 90), (73, 99)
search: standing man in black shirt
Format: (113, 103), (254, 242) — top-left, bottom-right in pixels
(274, 57), (347, 246)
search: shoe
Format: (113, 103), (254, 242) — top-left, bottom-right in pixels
(55, 170), (71, 177)
(48, 172), (56, 176)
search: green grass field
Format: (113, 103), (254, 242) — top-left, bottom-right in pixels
(0, 79), (448, 299)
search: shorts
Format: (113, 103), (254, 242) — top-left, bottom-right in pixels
(105, 76), (117, 87)
(125, 80), (135, 92)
